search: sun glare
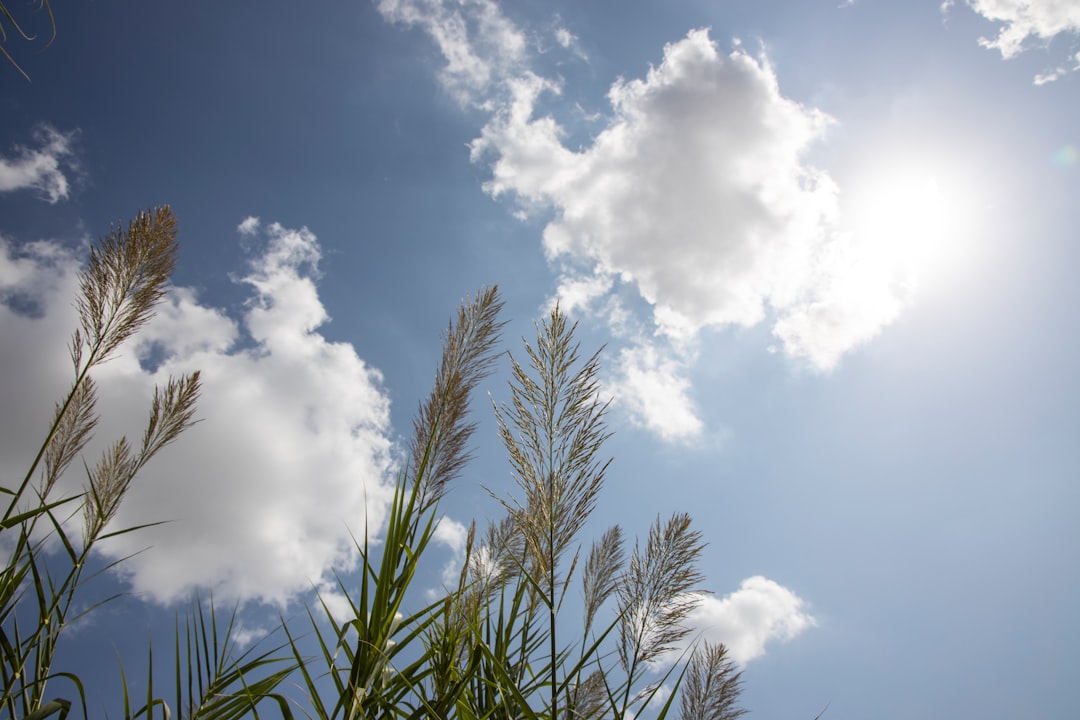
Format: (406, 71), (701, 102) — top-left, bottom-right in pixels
(844, 164), (973, 293)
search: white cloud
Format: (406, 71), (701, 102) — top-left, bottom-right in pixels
(427, 516), (470, 597)
(471, 28), (911, 382)
(554, 27), (576, 49)
(549, 270), (614, 316)
(376, 0), (527, 105)
(0, 221), (398, 606)
(381, 9), (925, 437)
(960, 0), (1080, 81)
(0, 125), (77, 203)
(237, 216), (261, 235)
(433, 516), (469, 556)
(1032, 49), (1080, 83)
(315, 584), (361, 627)
(771, 230), (911, 371)
(551, 22), (588, 62)
(0, 238), (86, 471)
(967, 0), (1080, 57)
(688, 576), (816, 665)
(604, 342), (703, 444)
(474, 29), (840, 338)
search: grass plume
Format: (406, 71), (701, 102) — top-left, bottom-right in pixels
(618, 512), (706, 673)
(288, 287), (504, 720)
(495, 307), (611, 598)
(680, 642), (746, 720)
(582, 525), (623, 641)
(411, 286), (505, 510)
(75, 206), (178, 365)
(1, 206), (202, 720)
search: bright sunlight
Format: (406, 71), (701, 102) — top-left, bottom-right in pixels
(845, 164), (971, 292)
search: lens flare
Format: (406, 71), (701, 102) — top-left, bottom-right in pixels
(1052, 145), (1077, 167)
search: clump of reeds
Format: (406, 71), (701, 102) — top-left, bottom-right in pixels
(435, 305), (736, 720)
(285, 287), (506, 720)
(1, 207), (206, 720)
(2, 210), (750, 720)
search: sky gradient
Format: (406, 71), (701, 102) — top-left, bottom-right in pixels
(2, 1), (1079, 718)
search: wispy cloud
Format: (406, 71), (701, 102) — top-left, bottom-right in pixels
(376, 0), (527, 106)
(958, 0), (1080, 83)
(967, 0), (1080, 58)
(0, 220), (397, 606)
(1033, 54), (1080, 85)
(0, 125), (78, 203)
(551, 18), (588, 62)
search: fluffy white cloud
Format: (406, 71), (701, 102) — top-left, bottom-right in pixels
(549, 271), (614, 317)
(0, 125), (77, 203)
(473, 30), (840, 336)
(380, 7), (922, 437)
(0, 238), (86, 470)
(554, 26), (576, 50)
(551, 19), (588, 62)
(466, 12), (924, 380)
(604, 342), (703, 444)
(688, 576), (816, 665)
(0, 220), (397, 606)
(471, 29), (911, 381)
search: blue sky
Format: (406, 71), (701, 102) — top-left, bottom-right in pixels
(1, 1), (1079, 718)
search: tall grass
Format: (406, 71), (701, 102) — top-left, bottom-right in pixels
(288, 302), (743, 720)
(1, 208), (203, 719)
(1, 209), (747, 720)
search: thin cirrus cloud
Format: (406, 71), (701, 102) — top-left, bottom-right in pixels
(0, 216), (398, 606)
(378, 0), (919, 443)
(0, 125), (77, 203)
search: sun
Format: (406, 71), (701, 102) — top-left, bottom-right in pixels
(843, 161), (973, 293)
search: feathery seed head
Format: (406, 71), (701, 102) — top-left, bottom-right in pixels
(495, 304), (613, 594)
(617, 512), (706, 671)
(410, 286), (505, 510)
(680, 642), (747, 720)
(76, 206), (179, 366)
